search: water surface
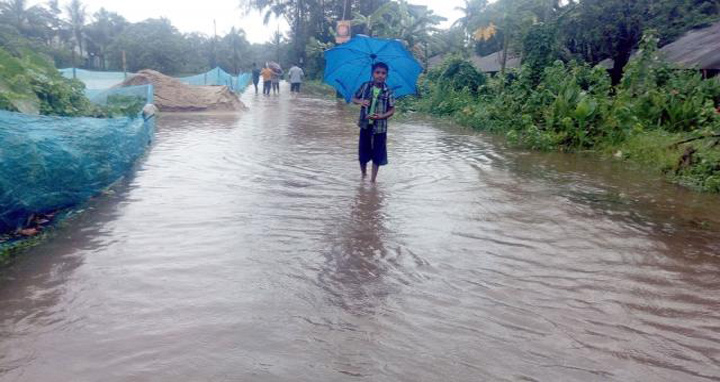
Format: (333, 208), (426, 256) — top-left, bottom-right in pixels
(1, 87), (720, 381)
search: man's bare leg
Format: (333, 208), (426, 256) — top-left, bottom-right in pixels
(371, 164), (379, 183)
(361, 163), (368, 179)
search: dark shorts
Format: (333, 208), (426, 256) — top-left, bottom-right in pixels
(291, 83), (301, 92)
(359, 128), (388, 166)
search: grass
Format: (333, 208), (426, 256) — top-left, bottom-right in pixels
(301, 80), (339, 99)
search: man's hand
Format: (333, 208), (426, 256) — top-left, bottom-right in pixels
(352, 98), (370, 107)
(368, 113), (380, 120)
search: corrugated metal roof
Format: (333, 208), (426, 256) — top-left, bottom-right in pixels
(661, 21), (720, 69)
(427, 51), (521, 73)
(432, 21), (720, 72)
(473, 51), (521, 73)
(596, 21), (720, 70)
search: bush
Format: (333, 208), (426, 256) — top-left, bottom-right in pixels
(413, 32), (720, 192)
(0, 45), (100, 116)
(426, 56), (486, 95)
(0, 44), (143, 118)
(616, 34), (720, 133)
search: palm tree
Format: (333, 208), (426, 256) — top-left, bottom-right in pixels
(453, 0), (487, 47)
(350, 1), (395, 36)
(1, 0), (30, 31)
(269, 30), (286, 63)
(65, 0), (87, 57)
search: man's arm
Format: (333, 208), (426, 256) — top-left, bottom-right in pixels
(369, 107), (394, 120)
(352, 83), (369, 106)
(352, 97), (370, 106)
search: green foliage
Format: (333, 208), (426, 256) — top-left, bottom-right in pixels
(413, 31), (720, 192)
(521, 23), (559, 84)
(0, 45), (97, 116)
(0, 44), (145, 118)
(615, 33), (720, 133)
(101, 94), (146, 117)
(426, 56), (486, 95)
(108, 18), (186, 73)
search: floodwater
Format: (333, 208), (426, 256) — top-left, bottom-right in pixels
(2, 85), (720, 381)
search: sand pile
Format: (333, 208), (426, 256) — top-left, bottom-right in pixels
(120, 69), (246, 112)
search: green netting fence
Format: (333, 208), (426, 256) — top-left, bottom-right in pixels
(60, 67), (251, 94)
(0, 84), (155, 233)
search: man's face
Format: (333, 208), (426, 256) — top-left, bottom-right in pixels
(373, 67), (387, 83)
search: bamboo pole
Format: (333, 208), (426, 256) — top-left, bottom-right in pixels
(122, 50), (127, 79)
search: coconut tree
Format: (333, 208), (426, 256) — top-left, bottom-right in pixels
(452, 0), (487, 48)
(65, 0), (87, 57)
(0, 0), (30, 31)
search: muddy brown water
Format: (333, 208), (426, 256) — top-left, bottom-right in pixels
(2, 86), (720, 381)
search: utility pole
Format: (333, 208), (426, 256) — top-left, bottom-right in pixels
(276, 23), (281, 63)
(232, 28), (238, 75)
(71, 49), (77, 78)
(122, 50), (127, 79)
(212, 19), (218, 70)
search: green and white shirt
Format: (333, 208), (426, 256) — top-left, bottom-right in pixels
(354, 81), (395, 134)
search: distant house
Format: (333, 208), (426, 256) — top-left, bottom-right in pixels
(427, 51), (521, 74)
(661, 20), (720, 77)
(431, 21), (720, 78)
(598, 20), (720, 78)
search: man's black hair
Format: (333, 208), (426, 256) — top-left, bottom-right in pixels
(372, 62), (389, 73)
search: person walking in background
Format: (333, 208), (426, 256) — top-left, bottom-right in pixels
(251, 63), (261, 94)
(261, 64), (273, 96)
(288, 64), (304, 93)
(271, 66), (283, 95)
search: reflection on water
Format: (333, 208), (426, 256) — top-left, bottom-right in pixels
(319, 185), (391, 316)
(1, 85), (720, 381)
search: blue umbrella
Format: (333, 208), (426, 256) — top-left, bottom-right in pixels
(324, 35), (422, 103)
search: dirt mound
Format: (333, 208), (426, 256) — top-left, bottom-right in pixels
(119, 69), (246, 112)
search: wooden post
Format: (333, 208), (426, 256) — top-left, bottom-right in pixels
(71, 49), (76, 79)
(213, 19), (218, 70)
(122, 50), (127, 79)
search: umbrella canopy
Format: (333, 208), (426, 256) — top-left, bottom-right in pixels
(324, 35), (422, 102)
(267, 61), (282, 72)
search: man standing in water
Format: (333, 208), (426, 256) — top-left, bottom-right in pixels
(251, 63), (261, 94)
(260, 64), (273, 96)
(351, 62), (395, 183)
(271, 66), (283, 95)
(288, 63), (304, 93)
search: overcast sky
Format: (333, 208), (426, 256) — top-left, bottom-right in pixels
(33, 0), (465, 44)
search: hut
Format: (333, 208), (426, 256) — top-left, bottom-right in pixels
(598, 21), (720, 78)
(427, 51), (521, 75)
(661, 20), (720, 77)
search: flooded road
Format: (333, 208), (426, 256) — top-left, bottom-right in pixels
(2, 86), (720, 381)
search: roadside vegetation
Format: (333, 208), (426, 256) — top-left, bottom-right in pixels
(0, 31), (143, 117)
(406, 34), (720, 192)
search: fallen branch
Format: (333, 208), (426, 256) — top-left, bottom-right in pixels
(670, 133), (720, 148)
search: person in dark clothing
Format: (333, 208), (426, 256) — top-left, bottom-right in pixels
(251, 62), (261, 94)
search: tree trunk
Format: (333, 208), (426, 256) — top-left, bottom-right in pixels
(610, 43), (632, 86)
(500, 2), (511, 75)
(501, 30), (509, 75)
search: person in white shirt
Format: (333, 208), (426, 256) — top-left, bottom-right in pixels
(288, 64), (305, 93)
